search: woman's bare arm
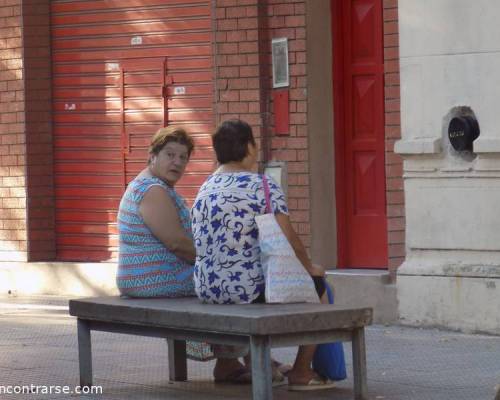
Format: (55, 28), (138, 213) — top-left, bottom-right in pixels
(139, 186), (196, 264)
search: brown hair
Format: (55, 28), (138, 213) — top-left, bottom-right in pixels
(148, 126), (194, 161)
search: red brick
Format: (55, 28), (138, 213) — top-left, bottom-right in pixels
(296, 222), (310, 235)
(290, 63), (306, 76)
(387, 191), (405, 206)
(239, 41), (258, 53)
(8, 165), (25, 176)
(387, 204), (405, 218)
(287, 137), (307, 149)
(385, 151), (403, 165)
(288, 161), (308, 174)
(384, 59), (400, 73)
(385, 112), (400, 126)
(0, 113), (16, 123)
(215, 7), (226, 19)
(384, 21), (398, 35)
(226, 6), (247, 18)
(388, 217), (405, 231)
(217, 19), (237, 30)
(220, 90), (239, 102)
(386, 178), (403, 190)
(294, 3), (305, 15)
(273, 148), (297, 161)
(219, 66), (239, 78)
(290, 112), (306, 125)
(2, 196), (26, 208)
(385, 99), (400, 113)
(289, 210), (309, 222)
(285, 15), (305, 27)
(217, 0), (238, 7)
(218, 42), (238, 54)
(383, 8), (398, 21)
(273, 4), (294, 15)
(245, 6), (257, 17)
(388, 244), (405, 257)
(386, 163), (403, 177)
(237, 17), (258, 30)
(388, 230), (405, 244)
(239, 89), (259, 101)
(248, 102), (260, 113)
(384, 0), (398, 9)
(384, 86), (400, 100)
(2, 219), (26, 229)
(228, 102), (249, 113)
(227, 78), (248, 90)
(239, 65), (259, 77)
(296, 149), (308, 161)
(297, 198), (309, 210)
(289, 39), (306, 51)
(384, 46), (399, 60)
(271, 27), (296, 39)
(384, 33), (399, 48)
(289, 88), (306, 101)
(216, 102), (228, 113)
(268, 16), (285, 28)
(226, 30), (247, 42)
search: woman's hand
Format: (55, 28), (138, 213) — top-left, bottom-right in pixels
(309, 263), (326, 277)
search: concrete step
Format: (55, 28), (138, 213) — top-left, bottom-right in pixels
(325, 269), (398, 324)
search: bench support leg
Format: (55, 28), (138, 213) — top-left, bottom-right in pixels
(167, 339), (187, 381)
(352, 327), (368, 400)
(77, 319), (93, 387)
(250, 335), (272, 400)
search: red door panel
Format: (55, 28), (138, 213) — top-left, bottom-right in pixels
(333, 0), (388, 268)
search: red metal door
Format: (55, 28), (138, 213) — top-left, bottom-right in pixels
(332, 0), (388, 268)
(51, 1), (213, 261)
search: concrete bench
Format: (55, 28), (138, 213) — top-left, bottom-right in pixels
(69, 296), (372, 400)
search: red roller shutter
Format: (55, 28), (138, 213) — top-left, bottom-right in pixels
(51, 1), (214, 261)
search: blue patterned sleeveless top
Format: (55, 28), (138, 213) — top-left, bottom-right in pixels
(117, 176), (195, 297)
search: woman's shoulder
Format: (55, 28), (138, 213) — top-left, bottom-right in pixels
(129, 176), (183, 201)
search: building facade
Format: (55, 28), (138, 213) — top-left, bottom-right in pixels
(9, 1), (498, 334)
(395, 0), (500, 334)
(0, 0), (403, 284)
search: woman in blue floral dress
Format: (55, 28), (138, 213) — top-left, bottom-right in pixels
(191, 119), (335, 391)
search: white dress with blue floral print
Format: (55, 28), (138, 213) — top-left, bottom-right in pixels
(191, 172), (288, 304)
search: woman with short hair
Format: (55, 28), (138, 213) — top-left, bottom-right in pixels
(191, 119), (335, 390)
(116, 126), (247, 379)
(117, 126), (196, 297)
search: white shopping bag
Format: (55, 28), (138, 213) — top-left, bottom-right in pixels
(255, 177), (319, 304)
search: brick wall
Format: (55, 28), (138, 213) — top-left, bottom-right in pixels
(265, 0), (309, 246)
(383, 0), (404, 274)
(23, 0), (55, 261)
(214, 0), (311, 246)
(0, 0), (27, 262)
(0, 0), (54, 262)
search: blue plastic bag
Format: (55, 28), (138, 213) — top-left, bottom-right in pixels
(312, 280), (347, 381)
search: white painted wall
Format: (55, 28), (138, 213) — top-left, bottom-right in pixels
(398, 0), (500, 148)
(396, 0), (500, 334)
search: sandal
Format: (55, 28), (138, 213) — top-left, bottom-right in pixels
(214, 368), (252, 384)
(272, 360), (293, 376)
(288, 377), (336, 391)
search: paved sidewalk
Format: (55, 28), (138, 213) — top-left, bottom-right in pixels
(0, 295), (498, 400)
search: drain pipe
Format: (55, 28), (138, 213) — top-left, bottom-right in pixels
(257, 0), (271, 166)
